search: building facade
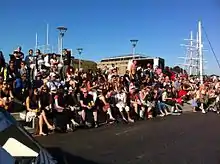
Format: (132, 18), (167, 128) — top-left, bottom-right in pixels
(97, 54), (165, 75)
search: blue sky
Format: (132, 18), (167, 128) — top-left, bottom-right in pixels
(0, 0), (219, 75)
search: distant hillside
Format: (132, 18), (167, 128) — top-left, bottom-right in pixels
(71, 58), (97, 71)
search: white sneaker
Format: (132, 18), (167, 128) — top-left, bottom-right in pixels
(122, 118), (128, 123)
(158, 114), (165, 117)
(148, 115), (153, 119)
(128, 118), (134, 123)
(71, 119), (80, 126)
(139, 110), (144, 118)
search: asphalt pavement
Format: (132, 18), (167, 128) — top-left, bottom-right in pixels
(37, 112), (220, 164)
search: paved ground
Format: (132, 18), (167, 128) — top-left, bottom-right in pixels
(37, 112), (220, 164)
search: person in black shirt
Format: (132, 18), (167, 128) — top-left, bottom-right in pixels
(26, 88), (54, 136)
(25, 49), (36, 81)
(80, 88), (98, 127)
(39, 85), (52, 111)
(5, 60), (19, 86)
(64, 87), (80, 128)
(13, 47), (24, 70)
(0, 51), (6, 77)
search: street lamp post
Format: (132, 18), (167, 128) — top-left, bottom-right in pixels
(77, 48), (83, 70)
(57, 26), (67, 63)
(130, 39), (138, 59)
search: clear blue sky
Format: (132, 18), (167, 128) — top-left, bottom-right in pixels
(0, 0), (219, 75)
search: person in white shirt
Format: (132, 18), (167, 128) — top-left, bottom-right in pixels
(115, 87), (134, 122)
(47, 73), (61, 93)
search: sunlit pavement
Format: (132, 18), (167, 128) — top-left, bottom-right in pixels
(37, 112), (220, 164)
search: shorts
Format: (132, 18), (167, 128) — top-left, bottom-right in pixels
(116, 102), (130, 112)
(82, 106), (97, 112)
(191, 100), (198, 107)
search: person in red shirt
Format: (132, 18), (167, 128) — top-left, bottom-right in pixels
(176, 85), (188, 105)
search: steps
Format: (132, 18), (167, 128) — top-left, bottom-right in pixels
(182, 102), (193, 113)
(11, 112), (35, 134)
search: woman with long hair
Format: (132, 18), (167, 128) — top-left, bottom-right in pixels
(0, 82), (14, 111)
(26, 88), (54, 136)
(66, 66), (74, 82)
(0, 51), (6, 77)
(0, 78), (5, 108)
(53, 86), (69, 131)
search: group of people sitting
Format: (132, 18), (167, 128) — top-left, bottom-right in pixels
(0, 47), (220, 136)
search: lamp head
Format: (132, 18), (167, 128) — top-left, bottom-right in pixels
(57, 26), (68, 33)
(130, 39), (138, 47)
(77, 48), (83, 54)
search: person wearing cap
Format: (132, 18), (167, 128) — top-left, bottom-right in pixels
(36, 49), (44, 71)
(47, 72), (61, 94)
(129, 85), (141, 117)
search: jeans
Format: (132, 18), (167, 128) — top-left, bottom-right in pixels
(156, 101), (166, 113)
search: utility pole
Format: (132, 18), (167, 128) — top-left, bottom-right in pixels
(77, 48), (83, 70)
(57, 26), (67, 64)
(45, 23), (49, 53)
(198, 21), (204, 84)
(189, 31), (193, 75)
(35, 24), (52, 54)
(130, 39), (138, 59)
(35, 33), (38, 53)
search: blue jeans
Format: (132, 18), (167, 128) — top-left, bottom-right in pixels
(156, 101), (166, 113)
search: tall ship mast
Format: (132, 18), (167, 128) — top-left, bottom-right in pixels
(178, 21), (205, 84)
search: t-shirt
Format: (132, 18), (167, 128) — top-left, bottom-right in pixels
(80, 94), (93, 106)
(15, 78), (22, 89)
(162, 92), (167, 102)
(54, 94), (65, 108)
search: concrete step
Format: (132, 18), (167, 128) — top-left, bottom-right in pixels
(182, 103), (193, 113)
(11, 112), (25, 121)
(11, 112), (35, 134)
(24, 126), (35, 134)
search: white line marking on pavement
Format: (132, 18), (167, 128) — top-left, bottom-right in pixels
(115, 127), (139, 136)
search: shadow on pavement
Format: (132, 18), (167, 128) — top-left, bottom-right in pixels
(47, 147), (103, 164)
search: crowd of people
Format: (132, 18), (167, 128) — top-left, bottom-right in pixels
(0, 46), (220, 136)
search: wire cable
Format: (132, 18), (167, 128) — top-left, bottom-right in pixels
(201, 25), (220, 70)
